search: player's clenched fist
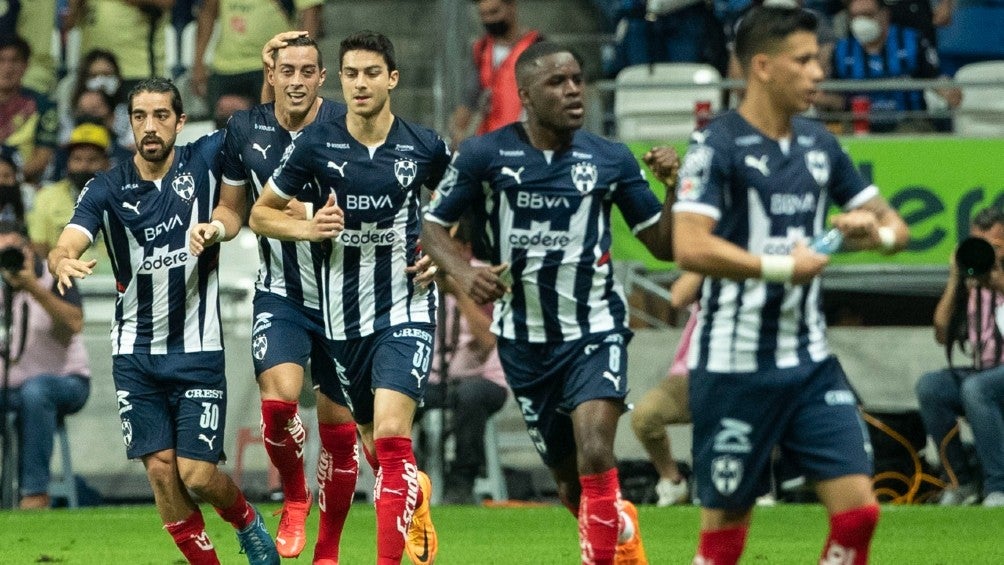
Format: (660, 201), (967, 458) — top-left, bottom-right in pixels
(790, 242), (830, 285)
(643, 146), (681, 188)
(308, 193), (344, 242)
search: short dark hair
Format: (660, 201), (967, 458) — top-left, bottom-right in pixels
(514, 41), (582, 88)
(0, 34), (31, 63)
(127, 77), (183, 117)
(972, 207), (1004, 232)
(271, 35), (324, 70)
(734, 7), (818, 70)
(339, 31), (396, 72)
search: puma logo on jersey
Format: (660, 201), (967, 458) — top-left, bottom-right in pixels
(121, 201), (140, 215)
(500, 166), (525, 184)
(198, 434), (217, 450)
(744, 154), (770, 176)
(327, 160), (348, 176)
(252, 143), (271, 159)
(602, 370), (622, 392)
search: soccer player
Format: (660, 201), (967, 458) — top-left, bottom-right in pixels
(422, 41), (678, 565)
(48, 78), (279, 564)
(188, 34), (356, 561)
(670, 7), (909, 564)
(249, 31), (449, 565)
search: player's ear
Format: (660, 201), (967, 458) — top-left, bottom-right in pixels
(750, 53), (772, 83)
(318, 67), (326, 87)
(388, 69), (399, 90)
(176, 112), (187, 133)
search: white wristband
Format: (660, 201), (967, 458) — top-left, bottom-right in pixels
(760, 255), (795, 283)
(877, 226), (896, 252)
(210, 219), (227, 243)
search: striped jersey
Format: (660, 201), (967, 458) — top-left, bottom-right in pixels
(221, 99), (346, 310)
(672, 111), (876, 373)
(268, 116), (449, 340)
(425, 123), (663, 343)
(68, 131), (226, 355)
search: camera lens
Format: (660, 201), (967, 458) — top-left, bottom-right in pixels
(0, 246), (24, 272)
(956, 237), (996, 277)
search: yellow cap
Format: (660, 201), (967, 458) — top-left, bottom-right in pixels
(67, 123), (111, 152)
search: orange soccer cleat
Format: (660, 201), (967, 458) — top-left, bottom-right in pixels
(273, 492), (312, 558)
(405, 471), (438, 565)
(614, 500), (648, 565)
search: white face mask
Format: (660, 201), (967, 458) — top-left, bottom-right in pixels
(763, 0), (800, 8)
(85, 75), (120, 96)
(850, 16), (882, 45)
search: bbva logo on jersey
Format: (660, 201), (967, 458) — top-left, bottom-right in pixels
(570, 161), (598, 193)
(394, 158), (418, 189)
(172, 173), (195, 201)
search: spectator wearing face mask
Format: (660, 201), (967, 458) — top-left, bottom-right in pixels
(448, 0), (543, 148)
(55, 50), (131, 152)
(27, 123), (110, 257)
(831, 0), (960, 132)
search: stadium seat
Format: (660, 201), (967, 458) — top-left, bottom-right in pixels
(614, 63), (723, 142)
(418, 407), (510, 504)
(954, 61), (1004, 137)
(48, 415), (79, 509)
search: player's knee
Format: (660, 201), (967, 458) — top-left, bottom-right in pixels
(630, 407), (665, 442)
(178, 459), (218, 493)
(143, 451), (178, 487)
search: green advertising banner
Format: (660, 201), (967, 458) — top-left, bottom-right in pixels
(619, 137), (1004, 271)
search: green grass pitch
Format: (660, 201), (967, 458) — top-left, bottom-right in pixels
(1, 503), (1001, 563)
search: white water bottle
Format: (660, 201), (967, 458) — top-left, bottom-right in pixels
(810, 228), (843, 255)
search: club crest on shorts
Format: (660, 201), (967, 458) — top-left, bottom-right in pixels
(171, 172), (195, 201)
(805, 150), (830, 187)
(121, 418), (133, 449)
(394, 158), (418, 189)
(570, 161), (598, 193)
(252, 334), (268, 361)
(711, 455), (743, 495)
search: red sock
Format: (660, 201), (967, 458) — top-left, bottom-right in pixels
(165, 510), (220, 565)
(261, 399), (309, 502)
(821, 504), (880, 565)
(313, 423), (359, 562)
(362, 442), (380, 473)
(578, 468), (620, 565)
(374, 436), (421, 565)
(696, 526), (749, 565)
(215, 489), (255, 531)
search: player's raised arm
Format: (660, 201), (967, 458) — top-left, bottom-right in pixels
(47, 228), (96, 295)
(190, 183), (246, 255)
(635, 145), (681, 261)
(250, 181), (343, 242)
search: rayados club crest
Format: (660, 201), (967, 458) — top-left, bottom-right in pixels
(805, 150), (830, 187)
(171, 172), (195, 201)
(394, 158), (418, 189)
(570, 161), (598, 193)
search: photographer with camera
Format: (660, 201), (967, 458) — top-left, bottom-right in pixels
(0, 219), (89, 509)
(916, 206), (1004, 508)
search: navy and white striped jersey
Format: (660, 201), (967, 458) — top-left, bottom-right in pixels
(672, 111), (877, 373)
(425, 123), (663, 343)
(221, 100), (346, 310)
(268, 116), (449, 340)
(68, 131), (227, 355)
